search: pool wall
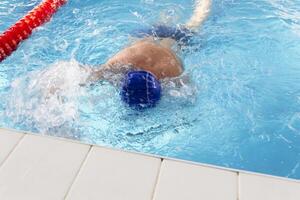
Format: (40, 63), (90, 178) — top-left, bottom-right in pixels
(0, 127), (299, 200)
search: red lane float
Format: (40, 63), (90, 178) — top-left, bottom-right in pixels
(0, 0), (67, 62)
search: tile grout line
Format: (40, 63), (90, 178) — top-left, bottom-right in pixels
(0, 133), (26, 170)
(63, 145), (93, 200)
(151, 158), (164, 200)
(1, 128), (300, 186)
(1, 128), (299, 184)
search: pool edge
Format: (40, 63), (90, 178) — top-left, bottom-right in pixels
(0, 127), (299, 199)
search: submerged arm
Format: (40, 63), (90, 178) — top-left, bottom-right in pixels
(86, 63), (134, 85)
(185, 0), (212, 30)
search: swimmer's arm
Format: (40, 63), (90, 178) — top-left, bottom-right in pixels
(84, 63), (134, 85)
(47, 64), (91, 94)
(80, 65), (109, 85)
(185, 0), (212, 30)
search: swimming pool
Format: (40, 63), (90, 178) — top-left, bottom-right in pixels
(1, 0), (300, 179)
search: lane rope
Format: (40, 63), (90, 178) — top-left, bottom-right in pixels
(0, 0), (67, 62)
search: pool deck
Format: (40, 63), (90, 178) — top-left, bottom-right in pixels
(0, 128), (299, 200)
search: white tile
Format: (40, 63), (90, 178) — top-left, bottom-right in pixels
(0, 134), (90, 200)
(66, 147), (161, 200)
(0, 129), (23, 165)
(239, 173), (300, 200)
(153, 160), (238, 200)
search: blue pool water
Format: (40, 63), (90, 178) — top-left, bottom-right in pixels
(1, 0), (300, 179)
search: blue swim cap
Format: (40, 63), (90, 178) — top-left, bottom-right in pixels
(121, 70), (161, 109)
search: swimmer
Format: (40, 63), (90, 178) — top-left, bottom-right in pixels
(89, 0), (212, 109)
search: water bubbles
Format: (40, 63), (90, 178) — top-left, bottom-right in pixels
(159, 5), (184, 25)
(141, 0), (155, 5)
(162, 74), (197, 104)
(72, 8), (80, 15)
(54, 39), (69, 52)
(1, 0), (300, 179)
(6, 60), (90, 135)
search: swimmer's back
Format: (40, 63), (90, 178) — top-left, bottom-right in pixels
(106, 40), (183, 79)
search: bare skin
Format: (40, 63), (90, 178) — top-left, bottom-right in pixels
(47, 0), (212, 96)
(106, 39), (182, 79)
(90, 0), (212, 82)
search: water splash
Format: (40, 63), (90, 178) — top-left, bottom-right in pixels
(6, 60), (90, 137)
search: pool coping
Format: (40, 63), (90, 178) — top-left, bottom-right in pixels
(0, 127), (300, 200)
(3, 127), (298, 183)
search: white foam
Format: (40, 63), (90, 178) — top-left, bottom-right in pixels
(6, 60), (90, 134)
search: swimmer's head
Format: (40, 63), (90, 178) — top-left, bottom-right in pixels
(121, 70), (161, 109)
